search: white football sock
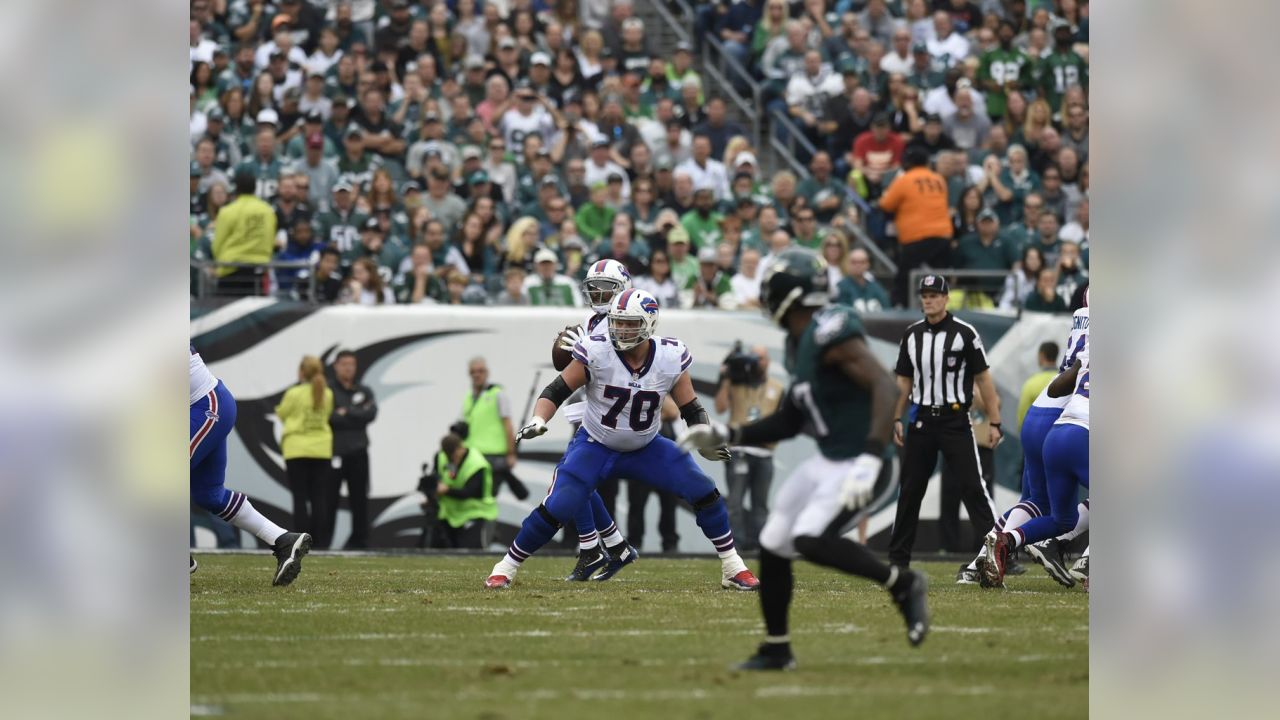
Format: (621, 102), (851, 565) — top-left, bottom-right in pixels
(227, 497), (286, 545)
(720, 551), (747, 575)
(577, 530), (600, 551)
(599, 524), (624, 548)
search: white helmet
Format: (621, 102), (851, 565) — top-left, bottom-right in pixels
(581, 259), (633, 313)
(607, 288), (660, 351)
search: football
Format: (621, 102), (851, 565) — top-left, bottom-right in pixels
(551, 324), (578, 371)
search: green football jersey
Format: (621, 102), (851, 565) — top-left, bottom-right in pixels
(233, 157), (284, 201)
(977, 48), (1029, 117)
(1040, 52), (1088, 111)
(314, 208), (369, 263)
(783, 304), (873, 459)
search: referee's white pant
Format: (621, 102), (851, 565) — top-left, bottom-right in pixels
(759, 454), (894, 559)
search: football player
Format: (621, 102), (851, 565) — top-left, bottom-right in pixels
(486, 289), (758, 590)
(679, 249), (929, 670)
(190, 346), (312, 585)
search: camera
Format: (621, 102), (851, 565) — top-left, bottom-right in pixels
(723, 341), (761, 385)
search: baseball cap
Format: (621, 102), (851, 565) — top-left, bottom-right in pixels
(838, 56), (860, 75)
(363, 217), (382, 232)
(305, 131), (324, 149)
(734, 152), (757, 168)
(977, 208), (999, 222)
(206, 107), (225, 122)
(464, 54), (486, 69)
(499, 37), (517, 50)
(590, 136), (610, 149)
(667, 225), (690, 245)
(255, 108), (279, 126)
(332, 179), (354, 193)
(468, 170), (490, 185)
(423, 111), (441, 123)
(345, 125), (364, 139)
(400, 180), (420, 194)
(912, 42), (929, 54)
(530, 51), (551, 67)
(697, 246), (718, 263)
(540, 174), (561, 188)
(534, 247), (559, 264)
(654, 157), (673, 171)
(918, 274), (949, 295)
(461, 145), (483, 161)
(607, 172), (624, 184)
(535, 147), (552, 158)
(923, 112), (942, 124)
(675, 41), (693, 53)
(304, 109), (323, 124)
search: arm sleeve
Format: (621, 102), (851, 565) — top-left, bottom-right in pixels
(449, 469), (488, 500)
(735, 389), (805, 446)
(966, 328), (991, 373)
(895, 333), (915, 378)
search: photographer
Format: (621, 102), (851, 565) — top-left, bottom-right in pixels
(714, 343), (784, 550)
(421, 433), (497, 549)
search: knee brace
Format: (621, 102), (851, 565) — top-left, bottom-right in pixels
(536, 503), (563, 529)
(692, 489), (722, 512)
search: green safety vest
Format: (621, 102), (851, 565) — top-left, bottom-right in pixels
(462, 385), (508, 455)
(436, 448), (497, 528)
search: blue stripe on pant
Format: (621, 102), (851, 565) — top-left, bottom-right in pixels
(1013, 422), (1089, 545)
(514, 428), (731, 559)
(190, 381), (241, 517)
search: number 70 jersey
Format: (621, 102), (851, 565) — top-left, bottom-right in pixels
(570, 333), (693, 452)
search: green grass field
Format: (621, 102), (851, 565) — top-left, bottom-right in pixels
(191, 554), (1088, 720)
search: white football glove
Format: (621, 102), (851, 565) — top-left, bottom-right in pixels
(839, 453), (884, 511)
(557, 327), (582, 352)
(699, 446), (733, 462)
(678, 421), (730, 453)
(517, 416), (548, 441)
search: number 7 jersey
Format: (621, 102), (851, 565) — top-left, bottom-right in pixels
(570, 333), (693, 452)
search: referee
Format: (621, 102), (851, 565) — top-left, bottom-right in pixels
(888, 275), (1003, 568)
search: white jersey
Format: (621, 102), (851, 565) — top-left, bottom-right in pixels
(190, 347), (218, 405)
(1056, 346), (1089, 430)
(501, 107), (554, 149)
(569, 333), (692, 452)
(561, 313), (609, 426)
(1031, 307), (1089, 410)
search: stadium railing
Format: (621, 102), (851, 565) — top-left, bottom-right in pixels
(767, 108), (818, 179)
(907, 268), (1025, 315)
(190, 259), (317, 301)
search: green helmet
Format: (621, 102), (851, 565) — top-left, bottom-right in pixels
(759, 248), (831, 327)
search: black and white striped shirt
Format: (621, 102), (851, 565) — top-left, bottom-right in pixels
(894, 313), (990, 407)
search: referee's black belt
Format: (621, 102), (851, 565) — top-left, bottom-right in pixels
(917, 403), (969, 417)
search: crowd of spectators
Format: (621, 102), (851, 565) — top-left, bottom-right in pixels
(190, 0), (1087, 314)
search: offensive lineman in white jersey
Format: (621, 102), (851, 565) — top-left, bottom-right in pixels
(486, 289), (759, 590)
(967, 298), (1089, 587)
(190, 346), (312, 585)
(983, 332), (1090, 588)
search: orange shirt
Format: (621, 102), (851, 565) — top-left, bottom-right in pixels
(878, 167), (954, 245)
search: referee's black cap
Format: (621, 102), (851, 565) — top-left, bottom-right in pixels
(918, 274), (949, 295)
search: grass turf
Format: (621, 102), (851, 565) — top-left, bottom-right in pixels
(191, 554), (1087, 719)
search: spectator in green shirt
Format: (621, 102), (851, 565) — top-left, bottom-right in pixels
(977, 20), (1031, 119)
(956, 209), (1019, 297)
(790, 207), (824, 250)
(574, 181), (616, 243)
(680, 186), (725, 251)
(690, 246), (733, 308)
(1017, 341), (1061, 427)
(797, 152), (846, 224)
(666, 225), (700, 291)
(836, 248), (891, 313)
(524, 247), (582, 307)
(1023, 267), (1069, 313)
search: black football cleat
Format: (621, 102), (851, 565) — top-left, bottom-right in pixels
(891, 569), (930, 647)
(594, 543), (639, 581)
(190, 554), (198, 575)
(1027, 538), (1076, 588)
(735, 644), (797, 671)
(271, 532), (313, 587)
(565, 545), (609, 581)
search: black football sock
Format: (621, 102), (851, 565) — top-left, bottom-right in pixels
(758, 548), (793, 654)
(794, 534), (892, 585)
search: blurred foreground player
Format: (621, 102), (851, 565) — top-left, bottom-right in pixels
(679, 249), (929, 670)
(190, 346), (312, 586)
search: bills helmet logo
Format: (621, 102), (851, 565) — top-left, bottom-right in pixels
(640, 296), (659, 314)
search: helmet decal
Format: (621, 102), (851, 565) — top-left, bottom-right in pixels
(640, 296), (659, 314)
(616, 288), (635, 310)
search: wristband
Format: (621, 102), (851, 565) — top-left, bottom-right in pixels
(864, 438), (887, 457)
